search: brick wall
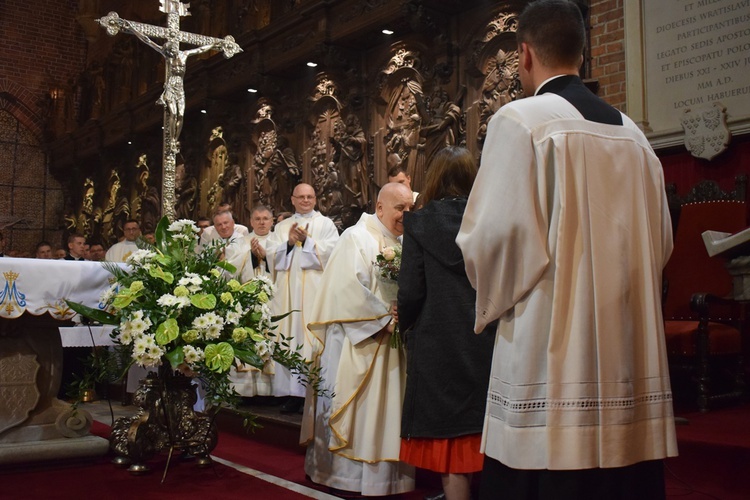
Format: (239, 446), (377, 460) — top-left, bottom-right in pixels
(589, 0), (626, 112)
(0, 0), (86, 255)
(0, 0), (87, 130)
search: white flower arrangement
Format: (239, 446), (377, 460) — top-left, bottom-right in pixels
(68, 216), (318, 409)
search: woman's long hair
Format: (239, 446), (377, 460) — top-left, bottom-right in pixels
(419, 146), (477, 205)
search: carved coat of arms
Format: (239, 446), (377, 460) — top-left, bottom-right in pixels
(680, 102), (731, 161)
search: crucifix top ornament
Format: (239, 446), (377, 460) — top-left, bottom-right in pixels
(97, 1), (242, 222)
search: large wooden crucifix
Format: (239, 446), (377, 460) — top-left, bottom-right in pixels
(97, 1), (242, 222)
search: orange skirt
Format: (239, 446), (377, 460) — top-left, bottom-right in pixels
(399, 434), (484, 474)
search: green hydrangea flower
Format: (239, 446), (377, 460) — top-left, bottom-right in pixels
(232, 327), (247, 342)
(182, 329), (199, 343)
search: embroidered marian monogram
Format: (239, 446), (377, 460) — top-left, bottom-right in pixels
(0, 271), (27, 319)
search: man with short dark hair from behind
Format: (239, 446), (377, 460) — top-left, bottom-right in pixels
(457, 1), (677, 499)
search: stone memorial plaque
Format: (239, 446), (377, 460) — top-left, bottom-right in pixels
(637, 0), (750, 147)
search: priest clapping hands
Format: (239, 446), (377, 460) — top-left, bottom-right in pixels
(287, 222), (309, 247)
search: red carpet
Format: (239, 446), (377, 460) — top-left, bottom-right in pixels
(0, 452), (315, 499)
(664, 404), (750, 500)
(3, 405), (749, 499)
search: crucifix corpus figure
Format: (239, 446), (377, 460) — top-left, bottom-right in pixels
(133, 34), (217, 141)
(97, 1), (242, 222)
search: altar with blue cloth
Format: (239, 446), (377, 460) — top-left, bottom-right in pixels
(0, 258), (114, 464)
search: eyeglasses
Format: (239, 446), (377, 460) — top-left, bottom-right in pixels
(293, 195), (316, 200)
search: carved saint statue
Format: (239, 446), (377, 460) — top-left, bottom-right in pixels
(478, 48), (522, 147)
(330, 114), (369, 208)
(175, 161), (198, 220)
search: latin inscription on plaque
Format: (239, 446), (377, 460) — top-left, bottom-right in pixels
(644, 0), (750, 134)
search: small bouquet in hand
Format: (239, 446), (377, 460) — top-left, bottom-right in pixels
(374, 245), (403, 349)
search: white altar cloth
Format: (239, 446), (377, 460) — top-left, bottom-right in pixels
(0, 258), (115, 321)
(59, 326), (116, 347)
(0, 258), (115, 463)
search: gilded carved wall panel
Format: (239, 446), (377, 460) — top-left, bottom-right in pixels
(53, 1), (540, 237)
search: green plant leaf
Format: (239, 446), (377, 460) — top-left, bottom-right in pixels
(154, 216), (171, 254)
(215, 260), (237, 274)
(65, 300), (119, 325)
(155, 318), (179, 345)
(190, 293), (217, 309)
(234, 348), (263, 369)
(165, 346), (185, 369)
(204, 342), (234, 372)
(271, 310), (296, 322)
(248, 329), (265, 342)
(155, 254), (173, 267)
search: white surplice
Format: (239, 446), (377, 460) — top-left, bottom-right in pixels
(456, 94), (678, 470)
(104, 240), (139, 263)
(198, 229), (252, 280)
(265, 211), (339, 397)
(232, 230), (274, 397)
(304, 213), (414, 496)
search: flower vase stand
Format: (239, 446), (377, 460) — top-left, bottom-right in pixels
(109, 372), (218, 482)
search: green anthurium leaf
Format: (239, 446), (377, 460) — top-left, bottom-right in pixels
(233, 348), (263, 370)
(65, 300), (119, 325)
(112, 290), (135, 309)
(215, 260), (237, 274)
(154, 216), (171, 254)
(165, 346), (185, 370)
(155, 254), (173, 267)
(190, 293), (217, 310)
(204, 342), (234, 372)
(148, 265), (175, 284)
(155, 318), (180, 345)
(240, 281), (258, 294)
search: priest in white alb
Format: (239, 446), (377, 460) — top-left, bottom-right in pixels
(105, 219), (141, 262)
(239, 204), (275, 282)
(198, 209), (251, 280)
(232, 204), (276, 397)
(265, 183), (339, 413)
(304, 182), (415, 497)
